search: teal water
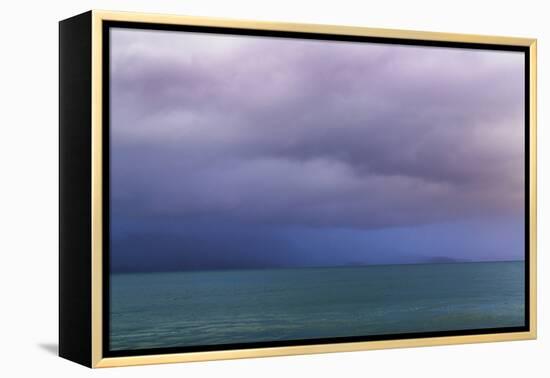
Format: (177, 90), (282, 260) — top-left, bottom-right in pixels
(110, 261), (525, 351)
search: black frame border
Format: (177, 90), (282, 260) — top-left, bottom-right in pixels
(101, 20), (531, 358)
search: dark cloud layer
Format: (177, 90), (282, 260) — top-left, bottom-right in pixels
(109, 28), (525, 271)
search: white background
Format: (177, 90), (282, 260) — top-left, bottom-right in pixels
(0, 0), (547, 376)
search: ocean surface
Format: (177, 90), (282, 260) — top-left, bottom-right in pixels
(110, 261), (525, 351)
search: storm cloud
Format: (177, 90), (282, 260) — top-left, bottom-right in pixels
(109, 28), (525, 271)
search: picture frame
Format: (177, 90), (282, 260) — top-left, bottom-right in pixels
(59, 10), (537, 368)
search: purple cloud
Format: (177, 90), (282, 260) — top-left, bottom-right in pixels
(110, 28), (525, 231)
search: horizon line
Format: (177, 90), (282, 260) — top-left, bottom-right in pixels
(111, 259), (525, 275)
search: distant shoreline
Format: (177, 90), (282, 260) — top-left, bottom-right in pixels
(111, 259), (525, 276)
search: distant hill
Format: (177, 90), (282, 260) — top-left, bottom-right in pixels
(423, 256), (468, 264)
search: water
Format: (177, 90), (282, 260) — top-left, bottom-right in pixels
(110, 261), (525, 351)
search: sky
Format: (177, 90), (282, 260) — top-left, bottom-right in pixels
(109, 27), (525, 272)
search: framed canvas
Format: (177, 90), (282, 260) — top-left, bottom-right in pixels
(59, 10), (537, 368)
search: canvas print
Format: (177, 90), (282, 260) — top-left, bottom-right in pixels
(108, 26), (526, 353)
